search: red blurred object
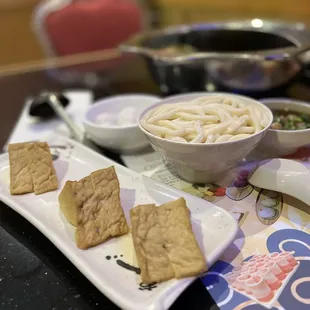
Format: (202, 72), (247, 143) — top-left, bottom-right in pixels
(284, 147), (310, 161)
(33, 0), (144, 85)
(47, 0), (142, 56)
(34, 0), (143, 56)
(215, 188), (226, 197)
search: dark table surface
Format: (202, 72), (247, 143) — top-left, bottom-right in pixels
(1, 55), (310, 310)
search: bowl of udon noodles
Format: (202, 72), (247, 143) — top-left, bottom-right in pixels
(139, 92), (273, 183)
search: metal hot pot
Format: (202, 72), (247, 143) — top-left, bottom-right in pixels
(121, 19), (310, 94)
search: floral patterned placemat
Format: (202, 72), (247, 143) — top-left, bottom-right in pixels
(121, 148), (310, 310)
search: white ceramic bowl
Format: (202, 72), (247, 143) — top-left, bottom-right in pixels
(138, 92), (273, 183)
(83, 94), (160, 153)
(259, 98), (310, 156)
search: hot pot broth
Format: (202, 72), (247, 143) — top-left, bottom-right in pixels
(153, 44), (198, 56)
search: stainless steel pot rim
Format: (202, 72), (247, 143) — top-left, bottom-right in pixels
(120, 19), (310, 64)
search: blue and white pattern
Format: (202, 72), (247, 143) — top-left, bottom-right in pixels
(202, 229), (310, 310)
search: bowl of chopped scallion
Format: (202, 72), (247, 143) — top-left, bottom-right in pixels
(259, 98), (310, 156)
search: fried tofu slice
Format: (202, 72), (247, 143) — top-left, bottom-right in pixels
(9, 143), (33, 195)
(156, 198), (207, 278)
(130, 204), (175, 284)
(58, 166), (129, 249)
(28, 142), (58, 195)
(76, 168), (129, 249)
(58, 176), (94, 226)
(9, 142), (58, 195)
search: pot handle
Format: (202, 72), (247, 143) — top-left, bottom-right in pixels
(262, 44), (310, 61)
(293, 44), (310, 65)
(292, 44), (310, 57)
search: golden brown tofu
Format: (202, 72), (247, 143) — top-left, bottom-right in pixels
(130, 204), (175, 284)
(59, 166), (129, 249)
(156, 198), (207, 278)
(9, 143), (33, 195)
(9, 141), (58, 195)
(58, 175), (94, 227)
(28, 142), (58, 195)
(59, 180), (76, 225)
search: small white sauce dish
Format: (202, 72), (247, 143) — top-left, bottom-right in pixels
(83, 94), (160, 153)
(138, 92), (273, 183)
(259, 98), (310, 156)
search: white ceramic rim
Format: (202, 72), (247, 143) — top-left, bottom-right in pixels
(260, 97), (310, 134)
(138, 92), (273, 147)
(83, 93), (161, 130)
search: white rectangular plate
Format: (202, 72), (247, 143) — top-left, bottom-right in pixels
(0, 136), (238, 310)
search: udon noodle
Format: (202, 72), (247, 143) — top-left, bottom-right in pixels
(141, 96), (270, 143)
